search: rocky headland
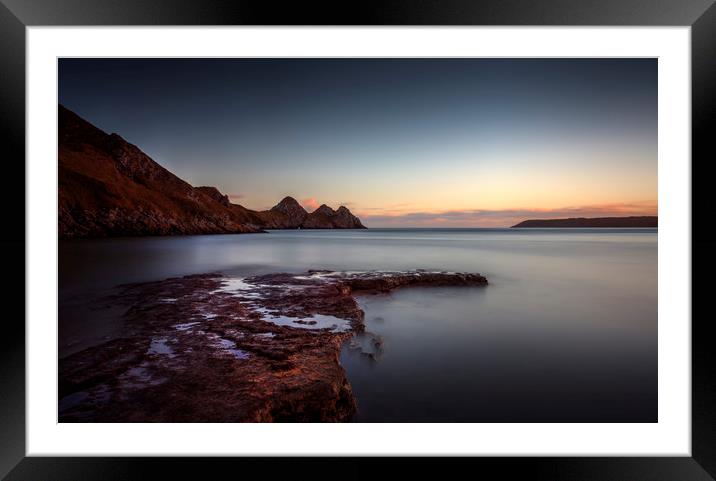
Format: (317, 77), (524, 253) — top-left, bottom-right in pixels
(512, 216), (657, 228)
(59, 269), (487, 422)
(59, 105), (365, 238)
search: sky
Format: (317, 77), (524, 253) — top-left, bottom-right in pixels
(59, 58), (657, 227)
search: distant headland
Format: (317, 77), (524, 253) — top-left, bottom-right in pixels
(58, 105), (366, 238)
(511, 216), (657, 228)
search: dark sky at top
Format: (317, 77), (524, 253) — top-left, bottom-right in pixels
(59, 58), (657, 226)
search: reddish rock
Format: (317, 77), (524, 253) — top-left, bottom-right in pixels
(195, 186), (231, 207)
(302, 204), (366, 229)
(266, 196), (309, 228)
(250, 196), (309, 229)
(59, 269), (487, 422)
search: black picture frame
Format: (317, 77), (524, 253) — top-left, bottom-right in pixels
(1, 0), (714, 479)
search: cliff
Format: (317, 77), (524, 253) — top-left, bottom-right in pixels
(302, 204), (367, 229)
(255, 197), (309, 229)
(58, 105), (365, 238)
(511, 216), (658, 228)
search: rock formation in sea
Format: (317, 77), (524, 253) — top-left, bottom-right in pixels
(302, 205), (367, 229)
(58, 105), (366, 238)
(253, 198), (367, 230)
(58, 269), (487, 422)
(252, 196), (309, 229)
(511, 216), (658, 228)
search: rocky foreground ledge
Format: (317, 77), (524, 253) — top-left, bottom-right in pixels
(59, 270), (487, 422)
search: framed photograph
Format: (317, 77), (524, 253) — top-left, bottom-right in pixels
(3, 0), (714, 479)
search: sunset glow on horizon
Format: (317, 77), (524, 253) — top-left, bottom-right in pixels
(59, 58), (657, 227)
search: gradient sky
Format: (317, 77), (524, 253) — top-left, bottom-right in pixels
(59, 58), (657, 227)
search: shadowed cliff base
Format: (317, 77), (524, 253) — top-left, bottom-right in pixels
(58, 105), (365, 239)
(512, 216), (657, 228)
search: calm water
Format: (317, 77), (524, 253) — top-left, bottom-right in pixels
(59, 228), (657, 422)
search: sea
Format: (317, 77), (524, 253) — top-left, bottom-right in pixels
(59, 228), (658, 422)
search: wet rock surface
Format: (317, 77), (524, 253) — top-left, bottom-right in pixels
(59, 270), (487, 422)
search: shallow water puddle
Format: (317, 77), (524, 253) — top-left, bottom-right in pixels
(251, 306), (351, 333)
(212, 278), (264, 299)
(173, 321), (200, 331)
(120, 363), (168, 389)
(205, 332), (250, 359)
(148, 337), (175, 357)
